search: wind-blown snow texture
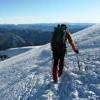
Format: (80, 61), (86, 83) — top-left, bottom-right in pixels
(0, 24), (100, 100)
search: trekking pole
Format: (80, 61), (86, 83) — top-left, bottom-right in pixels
(76, 54), (81, 70)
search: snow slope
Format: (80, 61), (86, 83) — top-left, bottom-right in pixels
(73, 24), (100, 48)
(0, 24), (100, 100)
(0, 46), (34, 58)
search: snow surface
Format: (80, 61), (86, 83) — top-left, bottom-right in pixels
(73, 24), (100, 48)
(0, 46), (34, 58)
(0, 24), (100, 100)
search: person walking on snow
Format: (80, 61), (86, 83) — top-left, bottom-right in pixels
(51, 24), (79, 83)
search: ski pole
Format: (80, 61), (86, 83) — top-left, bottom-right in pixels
(76, 54), (80, 70)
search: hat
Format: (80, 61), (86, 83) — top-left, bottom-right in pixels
(61, 24), (67, 28)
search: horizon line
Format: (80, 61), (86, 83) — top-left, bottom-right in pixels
(0, 22), (97, 25)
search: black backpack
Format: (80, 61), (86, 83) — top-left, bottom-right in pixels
(52, 27), (67, 49)
(52, 27), (66, 45)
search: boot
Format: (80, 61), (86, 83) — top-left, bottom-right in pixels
(52, 66), (58, 83)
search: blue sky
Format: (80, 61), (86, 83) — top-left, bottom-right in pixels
(0, 0), (100, 24)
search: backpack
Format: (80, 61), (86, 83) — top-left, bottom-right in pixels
(52, 27), (67, 49)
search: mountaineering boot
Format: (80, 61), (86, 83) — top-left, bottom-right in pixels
(52, 66), (58, 83)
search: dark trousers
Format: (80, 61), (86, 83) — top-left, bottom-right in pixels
(52, 49), (66, 79)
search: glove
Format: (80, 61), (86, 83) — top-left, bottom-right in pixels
(75, 49), (79, 54)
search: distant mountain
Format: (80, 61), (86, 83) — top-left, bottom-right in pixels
(0, 31), (26, 50)
(0, 23), (93, 32)
(67, 23), (94, 33)
(0, 23), (93, 50)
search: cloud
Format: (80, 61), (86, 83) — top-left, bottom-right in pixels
(0, 16), (99, 24)
(0, 16), (72, 24)
(0, 17), (42, 24)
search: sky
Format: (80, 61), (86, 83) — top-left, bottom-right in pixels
(0, 0), (100, 24)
